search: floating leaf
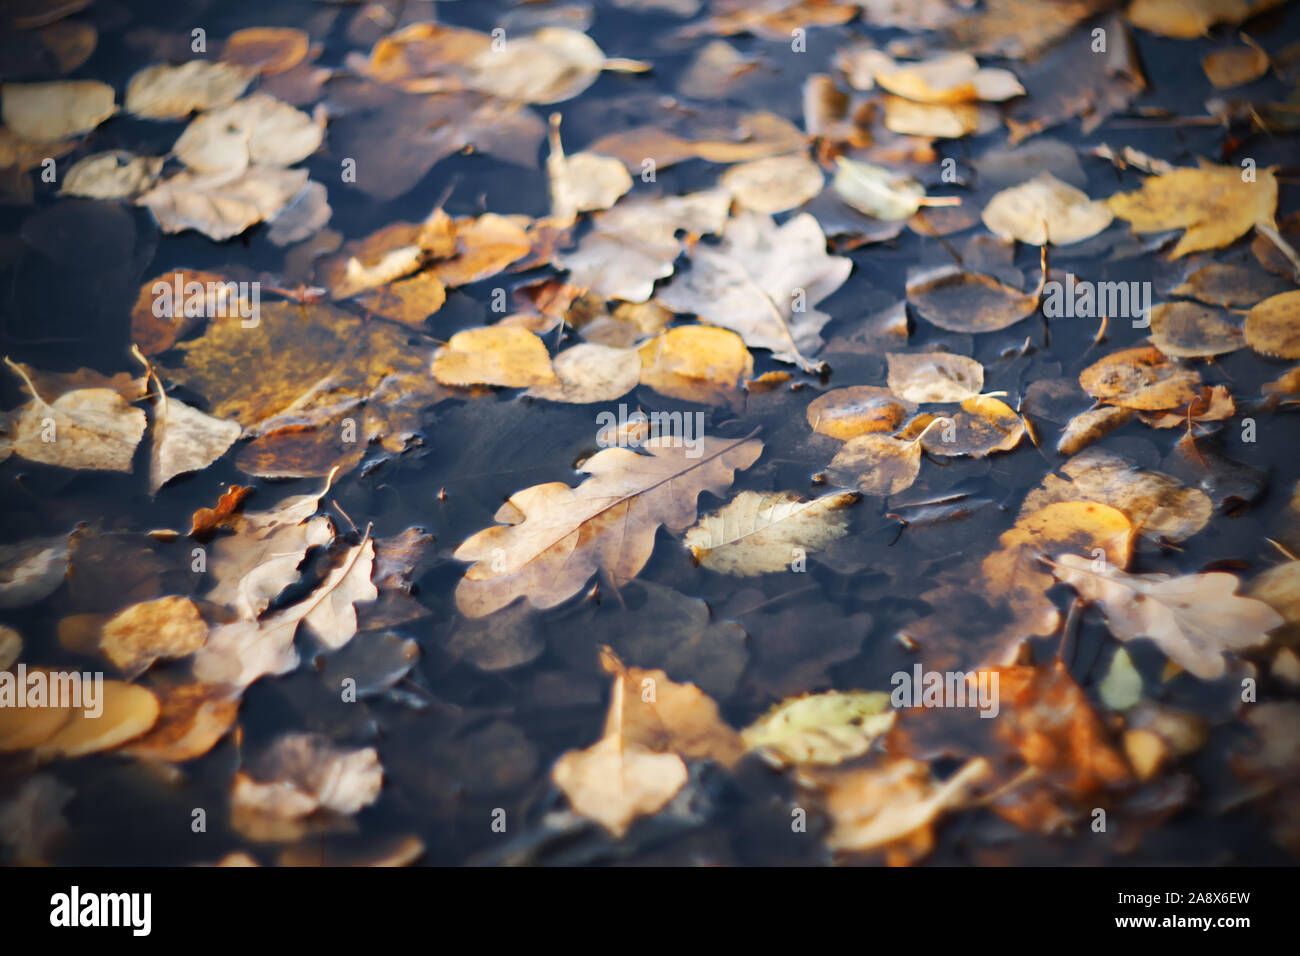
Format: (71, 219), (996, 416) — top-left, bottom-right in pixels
(1079, 345), (1200, 410)
(832, 157), (927, 221)
(432, 326), (558, 389)
(1, 79), (115, 142)
(1050, 553), (1283, 679)
(742, 691), (894, 767)
(35, 681), (160, 759)
(99, 595), (207, 677)
(907, 265), (1039, 333)
(720, 152), (824, 214)
(526, 343), (640, 404)
(0, 534), (70, 609)
(1244, 289), (1300, 358)
(981, 172), (1113, 246)
(685, 490), (857, 575)
(886, 352), (984, 403)
(826, 419), (948, 497)
(636, 325), (753, 406)
(124, 61), (252, 120)
(453, 433), (762, 617)
(806, 385), (916, 439)
(137, 165), (310, 241)
(1148, 302), (1244, 358)
(1106, 161), (1278, 259)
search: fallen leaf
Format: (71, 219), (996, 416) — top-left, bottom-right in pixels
(60, 150), (163, 199)
(907, 265), (1039, 333)
(120, 681), (241, 762)
(1171, 262), (1290, 306)
(720, 152), (824, 213)
(555, 188), (731, 302)
(806, 385), (916, 439)
(636, 325), (753, 406)
(1, 79), (115, 142)
(0, 534), (70, 608)
(453, 433), (763, 617)
(220, 27), (311, 76)
(1106, 160), (1278, 259)
(684, 490), (858, 574)
(35, 680), (160, 759)
(546, 115), (633, 225)
(832, 157), (928, 221)
(100, 595), (207, 677)
(3, 358), (146, 473)
(886, 351), (984, 403)
(1050, 552), (1283, 679)
(1022, 448), (1213, 542)
(1079, 345), (1201, 410)
(432, 326), (558, 388)
(1149, 301), (1245, 358)
(882, 95), (985, 138)
(981, 173), (1114, 246)
(1127, 0), (1281, 39)
(173, 93), (323, 175)
(1244, 289), (1300, 358)
(826, 420), (948, 496)
(916, 396), (1025, 457)
(147, 374), (241, 493)
(658, 211), (852, 370)
(872, 51), (1025, 104)
(124, 61), (252, 120)
(742, 691), (895, 767)
(526, 343), (640, 404)
(1203, 42), (1271, 88)
(137, 165), (310, 241)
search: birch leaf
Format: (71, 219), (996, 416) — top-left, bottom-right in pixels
(886, 352), (984, 403)
(832, 157), (927, 221)
(981, 172), (1113, 246)
(742, 691), (895, 767)
(453, 433), (763, 617)
(124, 61), (252, 120)
(100, 595), (208, 678)
(684, 490), (858, 574)
(1, 80), (116, 142)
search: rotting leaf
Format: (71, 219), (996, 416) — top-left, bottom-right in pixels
(907, 265), (1040, 334)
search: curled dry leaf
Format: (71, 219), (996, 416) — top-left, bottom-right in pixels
(636, 325), (753, 406)
(1149, 302), (1245, 358)
(453, 433), (763, 617)
(124, 61), (252, 120)
(1022, 448), (1212, 543)
(720, 152), (824, 214)
(432, 326), (558, 389)
(742, 691), (894, 767)
(806, 385), (916, 439)
(684, 489), (858, 575)
(1079, 345), (1201, 410)
(3, 359), (146, 473)
(1244, 289), (1300, 359)
(886, 351), (984, 403)
(907, 265), (1039, 333)
(1106, 161), (1278, 259)
(100, 595), (208, 677)
(1050, 552), (1283, 679)
(1, 80), (116, 142)
(1057, 405), (1134, 456)
(658, 211), (852, 370)
(526, 343), (640, 404)
(981, 172), (1114, 246)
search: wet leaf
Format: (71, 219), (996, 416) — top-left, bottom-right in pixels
(1106, 161), (1278, 259)
(917, 396), (1025, 458)
(685, 490), (857, 574)
(831, 157), (928, 221)
(546, 116), (633, 224)
(100, 595), (207, 677)
(636, 325), (753, 406)
(3, 359), (146, 473)
(35, 681), (160, 759)
(742, 691), (895, 767)
(658, 211), (852, 370)
(1149, 301), (1245, 358)
(432, 326), (558, 389)
(137, 165), (310, 241)
(981, 173), (1113, 246)
(1099, 647), (1143, 711)
(526, 343), (640, 404)
(1, 79), (115, 142)
(173, 93), (323, 175)
(0, 534), (70, 608)
(720, 152), (824, 214)
(1050, 553), (1283, 679)
(124, 61), (252, 119)
(1203, 42), (1271, 88)
(807, 385), (916, 439)
(886, 351), (984, 403)
(121, 681), (241, 763)
(1079, 345), (1201, 410)
(1171, 262), (1290, 307)
(453, 433), (762, 617)
(826, 421), (947, 497)
(220, 27), (311, 76)
(907, 265), (1039, 333)
(1244, 289), (1300, 358)
(1127, 0), (1280, 39)
(60, 150), (163, 199)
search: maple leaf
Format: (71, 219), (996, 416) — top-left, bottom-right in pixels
(1049, 553), (1284, 679)
(453, 433), (763, 617)
(657, 211), (851, 371)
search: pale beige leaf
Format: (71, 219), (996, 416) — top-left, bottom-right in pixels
(100, 595), (208, 677)
(981, 172), (1113, 245)
(136, 165), (310, 241)
(886, 351), (984, 403)
(1, 80), (116, 142)
(124, 61), (252, 120)
(684, 490), (857, 575)
(526, 343), (640, 403)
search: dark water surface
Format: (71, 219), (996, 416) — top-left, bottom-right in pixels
(2, 0), (1299, 866)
